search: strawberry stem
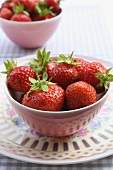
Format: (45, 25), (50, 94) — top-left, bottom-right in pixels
(30, 48), (52, 77)
(28, 72), (54, 94)
(36, 2), (55, 16)
(1, 59), (17, 76)
(95, 68), (113, 91)
(57, 51), (81, 65)
(13, 3), (29, 16)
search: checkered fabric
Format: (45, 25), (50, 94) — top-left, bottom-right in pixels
(0, 154), (113, 170)
(0, 6), (113, 63)
(0, 4), (113, 169)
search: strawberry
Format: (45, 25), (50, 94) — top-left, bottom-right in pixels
(44, 0), (61, 14)
(95, 68), (113, 93)
(77, 61), (113, 93)
(14, 0), (38, 13)
(21, 72), (65, 111)
(46, 59), (56, 78)
(34, 1), (55, 21)
(43, 13), (54, 19)
(74, 58), (88, 66)
(66, 81), (97, 110)
(79, 62), (106, 87)
(11, 3), (32, 21)
(72, 58), (88, 80)
(0, 7), (13, 20)
(78, 62), (109, 93)
(2, 59), (36, 92)
(31, 11), (54, 21)
(49, 63), (78, 89)
(47, 52), (79, 89)
(1, 1), (16, 10)
(11, 13), (32, 21)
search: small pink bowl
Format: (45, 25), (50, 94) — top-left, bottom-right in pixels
(4, 56), (110, 137)
(0, 11), (62, 49)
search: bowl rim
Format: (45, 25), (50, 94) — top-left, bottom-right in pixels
(4, 73), (111, 115)
(0, 9), (62, 25)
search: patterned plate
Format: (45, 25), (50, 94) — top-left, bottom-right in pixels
(0, 55), (113, 165)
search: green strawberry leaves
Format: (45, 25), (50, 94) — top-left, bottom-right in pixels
(30, 48), (52, 77)
(2, 59), (17, 76)
(36, 1), (55, 17)
(29, 48), (55, 93)
(57, 51), (81, 65)
(13, 3), (29, 16)
(28, 72), (54, 94)
(95, 68), (113, 91)
(57, 51), (74, 64)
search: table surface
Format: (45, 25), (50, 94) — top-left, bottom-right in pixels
(0, 0), (113, 169)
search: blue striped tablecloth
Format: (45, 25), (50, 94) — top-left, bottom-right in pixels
(0, 4), (113, 170)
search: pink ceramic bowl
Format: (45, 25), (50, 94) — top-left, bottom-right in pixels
(0, 11), (62, 49)
(4, 56), (110, 137)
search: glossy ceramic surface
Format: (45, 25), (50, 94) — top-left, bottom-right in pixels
(0, 12), (62, 48)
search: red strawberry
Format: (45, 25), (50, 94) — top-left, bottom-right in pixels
(34, 1), (55, 21)
(1, 1), (16, 10)
(31, 11), (54, 21)
(46, 59), (56, 77)
(66, 81), (97, 110)
(74, 58), (88, 66)
(47, 52), (79, 89)
(95, 67), (113, 93)
(45, 0), (61, 14)
(21, 72), (65, 111)
(14, 0), (38, 13)
(50, 63), (78, 89)
(11, 2), (32, 22)
(11, 13), (32, 21)
(0, 8), (13, 20)
(78, 62), (106, 88)
(44, 13), (54, 19)
(2, 59), (36, 92)
(73, 58), (88, 79)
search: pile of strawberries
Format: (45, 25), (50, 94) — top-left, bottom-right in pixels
(0, 0), (61, 22)
(2, 48), (113, 111)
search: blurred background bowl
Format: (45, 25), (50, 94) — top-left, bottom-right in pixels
(0, 10), (62, 49)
